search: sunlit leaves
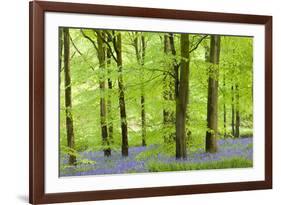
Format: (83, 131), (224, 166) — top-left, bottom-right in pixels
(60, 28), (253, 158)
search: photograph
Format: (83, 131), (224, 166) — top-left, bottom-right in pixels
(29, 1), (272, 203)
(59, 27), (254, 177)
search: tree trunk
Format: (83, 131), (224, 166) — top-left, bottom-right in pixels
(106, 39), (114, 143)
(115, 33), (129, 156)
(175, 34), (190, 159)
(223, 73), (227, 138)
(205, 35), (220, 153)
(231, 84), (235, 136)
(140, 34), (147, 146)
(163, 34), (175, 142)
(63, 28), (76, 165)
(235, 84), (240, 138)
(223, 103), (227, 138)
(134, 32), (147, 146)
(97, 31), (111, 156)
(169, 33), (179, 98)
(59, 28), (64, 86)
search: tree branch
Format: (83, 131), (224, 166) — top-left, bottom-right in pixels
(69, 34), (83, 56)
(96, 31), (118, 63)
(189, 35), (208, 53)
(125, 74), (162, 88)
(111, 31), (119, 57)
(69, 32), (96, 72)
(146, 68), (175, 79)
(60, 51), (76, 73)
(80, 29), (98, 51)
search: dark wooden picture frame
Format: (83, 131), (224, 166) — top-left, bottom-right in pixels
(29, 1), (272, 204)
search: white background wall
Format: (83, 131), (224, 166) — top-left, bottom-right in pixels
(0, 0), (279, 204)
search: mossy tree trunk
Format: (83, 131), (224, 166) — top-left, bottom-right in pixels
(133, 32), (147, 146)
(163, 34), (175, 143)
(106, 37), (114, 144)
(63, 28), (76, 165)
(97, 31), (111, 156)
(231, 84), (235, 136)
(175, 34), (190, 159)
(205, 35), (221, 153)
(223, 73), (227, 138)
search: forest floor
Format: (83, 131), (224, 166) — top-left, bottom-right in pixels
(60, 137), (253, 177)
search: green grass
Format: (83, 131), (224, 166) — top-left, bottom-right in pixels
(148, 157), (253, 172)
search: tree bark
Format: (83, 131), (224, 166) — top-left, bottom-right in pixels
(133, 32), (147, 146)
(205, 35), (220, 153)
(231, 84), (235, 136)
(59, 28), (64, 85)
(175, 34), (190, 159)
(163, 34), (175, 142)
(169, 34), (179, 98)
(223, 73), (227, 138)
(63, 28), (76, 165)
(97, 31), (111, 156)
(140, 34), (147, 146)
(115, 33), (129, 156)
(235, 84), (240, 138)
(106, 38), (114, 143)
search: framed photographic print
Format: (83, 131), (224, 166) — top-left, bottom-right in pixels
(29, 1), (272, 204)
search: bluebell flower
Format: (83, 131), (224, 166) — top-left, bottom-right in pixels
(60, 137), (253, 176)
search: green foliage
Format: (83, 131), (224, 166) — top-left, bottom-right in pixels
(135, 143), (175, 161)
(59, 28), (253, 167)
(59, 145), (96, 175)
(148, 157), (253, 172)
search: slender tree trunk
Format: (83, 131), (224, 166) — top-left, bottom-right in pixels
(235, 84), (240, 138)
(169, 34), (179, 99)
(205, 35), (220, 153)
(185, 113), (191, 148)
(115, 33), (129, 156)
(231, 84), (235, 136)
(97, 31), (111, 156)
(168, 33), (178, 141)
(63, 28), (76, 165)
(59, 29), (64, 86)
(140, 34), (147, 146)
(140, 94), (146, 146)
(163, 34), (169, 142)
(204, 45), (210, 62)
(223, 73), (227, 138)
(175, 34), (190, 159)
(223, 103), (227, 138)
(106, 40), (114, 143)
(133, 32), (147, 146)
(163, 34), (175, 142)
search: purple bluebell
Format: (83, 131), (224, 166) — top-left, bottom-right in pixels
(60, 137), (253, 177)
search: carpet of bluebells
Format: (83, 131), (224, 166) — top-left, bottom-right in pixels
(60, 137), (253, 177)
